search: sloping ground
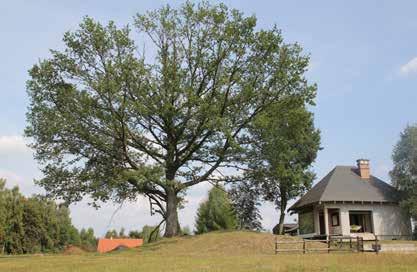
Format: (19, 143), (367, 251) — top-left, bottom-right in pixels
(138, 231), (325, 256)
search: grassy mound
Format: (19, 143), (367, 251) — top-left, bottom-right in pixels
(138, 231), (325, 257)
(62, 245), (87, 255)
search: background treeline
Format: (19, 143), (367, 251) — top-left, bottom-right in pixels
(105, 226), (162, 243)
(0, 179), (96, 254)
(105, 225), (192, 243)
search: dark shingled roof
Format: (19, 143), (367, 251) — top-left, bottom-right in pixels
(289, 166), (401, 210)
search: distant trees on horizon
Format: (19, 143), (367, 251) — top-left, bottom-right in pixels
(105, 226), (162, 243)
(0, 179), (97, 254)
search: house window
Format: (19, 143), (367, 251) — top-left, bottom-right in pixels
(299, 210), (314, 234)
(349, 211), (373, 233)
(331, 213), (339, 226)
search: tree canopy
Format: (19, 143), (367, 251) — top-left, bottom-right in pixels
(26, 1), (316, 237)
(242, 98), (320, 234)
(390, 124), (417, 219)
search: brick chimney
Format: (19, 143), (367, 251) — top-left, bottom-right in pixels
(356, 159), (370, 179)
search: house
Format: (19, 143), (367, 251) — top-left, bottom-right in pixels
(97, 238), (143, 253)
(289, 159), (412, 240)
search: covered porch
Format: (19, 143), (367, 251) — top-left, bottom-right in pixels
(298, 204), (375, 238)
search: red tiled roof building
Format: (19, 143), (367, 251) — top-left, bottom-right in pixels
(97, 238), (143, 253)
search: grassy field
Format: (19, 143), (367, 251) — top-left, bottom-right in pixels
(1, 231), (417, 272)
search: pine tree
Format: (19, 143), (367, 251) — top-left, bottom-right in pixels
(195, 186), (237, 234)
(229, 181), (263, 231)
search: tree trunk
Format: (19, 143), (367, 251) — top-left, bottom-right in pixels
(277, 192), (288, 235)
(164, 189), (180, 237)
(277, 208), (286, 235)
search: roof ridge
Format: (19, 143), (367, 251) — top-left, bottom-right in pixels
(317, 166), (337, 203)
(370, 174), (396, 189)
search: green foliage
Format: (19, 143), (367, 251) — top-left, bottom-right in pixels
(195, 186), (237, 234)
(244, 98), (320, 234)
(79, 228), (97, 251)
(3, 186), (25, 254)
(229, 180), (263, 231)
(140, 225), (162, 243)
(0, 180), (6, 253)
(119, 227), (126, 238)
(105, 229), (118, 239)
(104, 228), (127, 239)
(25, 1), (315, 237)
(111, 225), (162, 243)
(128, 230), (141, 239)
(67, 225), (81, 246)
(390, 124), (417, 219)
(0, 179), (95, 254)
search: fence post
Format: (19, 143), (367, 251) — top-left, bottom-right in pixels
(275, 236), (278, 255)
(375, 235), (379, 254)
(356, 237), (360, 252)
(349, 237), (352, 250)
(303, 240), (306, 254)
(327, 236), (330, 253)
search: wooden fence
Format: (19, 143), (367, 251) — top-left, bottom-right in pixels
(275, 235), (380, 254)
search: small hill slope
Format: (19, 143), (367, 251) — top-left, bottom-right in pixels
(139, 231), (302, 256)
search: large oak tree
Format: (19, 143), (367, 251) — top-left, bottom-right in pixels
(25, 2), (315, 237)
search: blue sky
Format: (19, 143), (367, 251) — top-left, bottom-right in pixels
(1, 0), (417, 236)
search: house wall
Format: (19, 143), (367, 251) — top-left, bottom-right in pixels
(323, 203), (412, 238)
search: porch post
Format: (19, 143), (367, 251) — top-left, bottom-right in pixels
(340, 208), (350, 236)
(314, 206), (320, 235)
(324, 206), (329, 239)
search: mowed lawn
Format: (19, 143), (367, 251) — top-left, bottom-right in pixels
(1, 231), (417, 272)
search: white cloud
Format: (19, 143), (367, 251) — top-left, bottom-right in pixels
(0, 169), (23, 186)
(400, 57), (417, 76)
(0, 135), (30, 154)
(0, 169), (41, 195)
